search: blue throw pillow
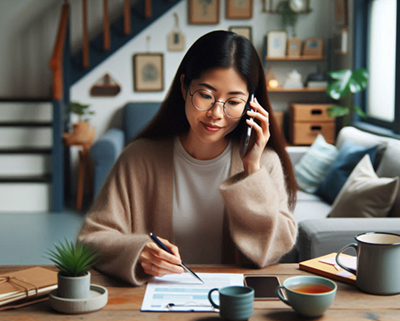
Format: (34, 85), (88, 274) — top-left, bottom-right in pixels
(315, 141), (378, 204)
(295, 135), (339, 193)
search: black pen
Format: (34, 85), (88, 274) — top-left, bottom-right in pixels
(149, 232), (205, 284)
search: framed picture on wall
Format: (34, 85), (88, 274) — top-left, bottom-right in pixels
(133, 53), (164, 92)
(303, 37), (323, 56)
(267, 30), (287, 58)
(334, 0), (348, 26)
(229, 26), (252, 43)
(189, 0), (220, 24)
(226, 0), (253, 19)
(287, 37), (302, 57)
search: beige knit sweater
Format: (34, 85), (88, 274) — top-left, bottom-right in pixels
(78, 137), (297, 286)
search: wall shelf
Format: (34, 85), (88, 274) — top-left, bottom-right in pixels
(266, 56), (326, 61)
(268, 87), (326, 92)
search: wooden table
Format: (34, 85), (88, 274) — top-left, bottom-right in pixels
(1, 264), (399, 320)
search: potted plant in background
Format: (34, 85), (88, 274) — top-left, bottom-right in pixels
(46, 238), (98, 299)
(326, 68), (369, 126)
(68, 101), (95, 143)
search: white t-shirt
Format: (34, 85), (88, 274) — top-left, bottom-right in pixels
(172, 136), (232, 264)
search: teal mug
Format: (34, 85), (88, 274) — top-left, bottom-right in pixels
(208, 286), (254, 321)
(276, 276), (337, 317)
(336, 232), (400, 295)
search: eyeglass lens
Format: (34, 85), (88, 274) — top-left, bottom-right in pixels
(192, 90), (246, 118)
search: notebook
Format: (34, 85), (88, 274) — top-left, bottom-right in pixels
(299, 252), (356, 285)
(0, 267), (58, 307)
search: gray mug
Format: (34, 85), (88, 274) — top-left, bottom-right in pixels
(336, 232), (400, 295)
(208, 286), (254, 321)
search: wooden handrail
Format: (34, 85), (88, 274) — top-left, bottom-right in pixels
(82, 0), (89, 68)
(124, 0), (131, 35)
(49, 2), (69, 100)
(103, 0), (110, 50)
(145, 0), (152, 18)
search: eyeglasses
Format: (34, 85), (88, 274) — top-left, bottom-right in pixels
(189, 88), (247, 119)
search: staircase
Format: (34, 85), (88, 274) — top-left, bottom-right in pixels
(0, 99), (53, 212)
(1, 0), (182, 213)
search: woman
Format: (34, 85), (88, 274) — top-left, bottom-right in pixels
(78, 30), (297, 286)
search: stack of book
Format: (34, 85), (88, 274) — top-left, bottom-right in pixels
(0, 267), (57, 310)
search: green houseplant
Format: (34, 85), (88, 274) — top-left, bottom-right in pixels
(68, 101), (95, 142)
(46, 239), (98, 299)
(326, 68), (369, 126)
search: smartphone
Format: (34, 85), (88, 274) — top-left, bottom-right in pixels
(239, 93), (255, 158)
(244, 275), (280, 301)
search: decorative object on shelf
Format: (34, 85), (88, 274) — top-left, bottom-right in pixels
(46, 239), (107, 314)
(168, 13), (185, 52)
(133, 53), (164, 92)
(90, 73), (121, 97)
(226, 0), (253, 19)
(334, 0), (348, 27)
(189, 0), (219, 24)
(262, 0), (274, 12)
(46, 239), (98, 299)
(304, 65), (328, 88)
(266, 66), (279, 89)
(289, 0), (309, 12)
(283, 69), (303, 88)
(229, 26), (252, 42)
(267, 30), (287, 57)
(67, 101), (95, 143)
(287, 37), (302, 56)
(333, 28), (348, 55)
(303, 37), (323, 56)
(326, 68), (369, 125)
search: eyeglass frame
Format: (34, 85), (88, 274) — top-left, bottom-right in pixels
(188, 87), (248, 119)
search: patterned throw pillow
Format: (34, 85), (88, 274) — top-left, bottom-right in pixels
(295, 135), (338, 193)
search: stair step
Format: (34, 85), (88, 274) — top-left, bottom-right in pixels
(0, 122), (52, 127)
(0, 98), (51, 103)
(0, 174), (51, 183)
(0, 154), (51, 176)
(0, 102), (52, 123)
(0, 183), (51, 212)
(0, 128), (52, 149)
(0, 148), (52, 154)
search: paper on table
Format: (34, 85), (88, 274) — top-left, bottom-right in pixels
(141, 273), (243, 312)
(320, 256), (357, 270)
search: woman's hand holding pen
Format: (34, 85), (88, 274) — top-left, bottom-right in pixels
(140, 237), (184, 277)
(242, 97), (271, 176)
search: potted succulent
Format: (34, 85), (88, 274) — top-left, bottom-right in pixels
(46, 238), (98, 299)
(326, 68), (369, 126)
(68, 101), (95, 142)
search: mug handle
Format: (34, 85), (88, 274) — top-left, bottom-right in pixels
(208, 288), (220, 309)
(335, 243), (357, 275)
(275, 286), (291, 306)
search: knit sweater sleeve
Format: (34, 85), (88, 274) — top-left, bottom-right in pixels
(77, 142), (153, 286)
(219, 149), (297, 267)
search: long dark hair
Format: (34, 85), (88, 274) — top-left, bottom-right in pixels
(136, 30), (297, 210)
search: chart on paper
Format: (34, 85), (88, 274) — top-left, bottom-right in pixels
(141, 273), (244, 312)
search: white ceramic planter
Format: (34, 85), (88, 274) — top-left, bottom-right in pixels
(57, 272), (91, 299)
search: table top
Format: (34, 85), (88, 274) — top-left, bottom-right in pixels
(1, 264), (399, 320)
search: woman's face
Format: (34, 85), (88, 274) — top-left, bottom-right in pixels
(181, 67), (249, 146)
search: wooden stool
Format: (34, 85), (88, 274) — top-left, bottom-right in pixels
(63, 128), (95, 211)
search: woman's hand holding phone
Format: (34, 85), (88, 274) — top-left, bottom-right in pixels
(241, 96), (271, 176)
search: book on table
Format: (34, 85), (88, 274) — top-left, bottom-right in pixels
(0, 266), (58, 307)
(299, 252), (356, 285)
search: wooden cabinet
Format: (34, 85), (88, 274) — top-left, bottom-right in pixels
(288, 104), (336, 145)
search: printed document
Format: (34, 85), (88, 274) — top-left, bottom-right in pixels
(141, 273), (243, 312)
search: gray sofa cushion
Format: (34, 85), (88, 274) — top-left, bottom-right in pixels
(377, 141), (400, 217)
(293, 191), (331, 222)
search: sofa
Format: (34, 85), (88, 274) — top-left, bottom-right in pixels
(285, 126), (400, 263)
(91, 103), (400, 263)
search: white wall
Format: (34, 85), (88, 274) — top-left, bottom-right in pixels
(70, 0), (333, 141)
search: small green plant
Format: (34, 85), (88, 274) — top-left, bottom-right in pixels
(46, 238), (98, 277)
(68, 101), (95, 123)
(326, 68), (369, 126)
